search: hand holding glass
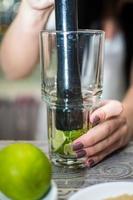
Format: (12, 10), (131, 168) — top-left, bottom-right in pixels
(40, 30), (105, 168)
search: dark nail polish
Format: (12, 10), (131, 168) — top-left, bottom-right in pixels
(72, 142), (84, 151)
(76, 150), (86, 158)
(92, 116), (100, 126)
(88, 159), (95, 167)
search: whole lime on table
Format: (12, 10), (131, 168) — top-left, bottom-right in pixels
(0, 143), (52, 200)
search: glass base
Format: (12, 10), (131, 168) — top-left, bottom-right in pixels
(51, 153), (86, 169)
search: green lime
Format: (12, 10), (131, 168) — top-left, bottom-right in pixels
(52, 130), (67, 153)
(0, 143), (52, 200)
(64, 143), (76, 156)
(64, 128), (86, 141)
(52, 128), (87, 156)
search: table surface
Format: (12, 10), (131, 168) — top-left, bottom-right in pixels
(0, 141), (133, 200)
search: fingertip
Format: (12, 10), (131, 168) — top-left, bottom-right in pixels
(90, 115), (100, 126)
(90, 100), (123, 123)
(90, 109), (105, 124)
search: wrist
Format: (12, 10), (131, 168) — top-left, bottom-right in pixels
(123, 100), (133, 137)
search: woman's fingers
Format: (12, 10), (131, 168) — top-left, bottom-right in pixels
(72, 115), (126, 149)
(85, 140), (124, 167)
(83, 123), (128, 157)
(72, 100), (128, 166)
(90, 100), (123, 123)
(73, 121), (127, 159)
(72, 100), (129, 167)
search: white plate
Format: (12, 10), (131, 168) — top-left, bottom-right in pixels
(0, 180), (58, 200)
(69, 182), (133, 200)
(44, 181), (58, 200)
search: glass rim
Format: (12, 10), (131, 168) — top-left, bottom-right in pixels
(41, 29), (105, 35)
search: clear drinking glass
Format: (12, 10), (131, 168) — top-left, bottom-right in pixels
(40, 30), (105, 168)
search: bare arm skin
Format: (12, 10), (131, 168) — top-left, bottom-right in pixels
(0, 0), (54, 79)
(123, 86), (133, 136)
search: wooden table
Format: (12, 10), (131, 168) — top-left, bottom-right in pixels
(1, 141), (133, 200)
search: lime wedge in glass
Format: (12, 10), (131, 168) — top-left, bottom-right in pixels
(52, 130), (66, 153)
(64, 128), (87, 141)
(64, 143), (76, 156)
(52, 128), (88, 155)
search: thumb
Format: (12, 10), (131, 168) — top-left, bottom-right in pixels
(90, 100), (123, 124)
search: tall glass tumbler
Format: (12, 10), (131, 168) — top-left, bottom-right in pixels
(40, 30), (105, 168)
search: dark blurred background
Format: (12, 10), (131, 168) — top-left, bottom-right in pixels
(78, 0), (133, 89)
(0, 0), (133, 140)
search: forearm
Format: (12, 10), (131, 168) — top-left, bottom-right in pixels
(0, 0), (53, 79)
(123, 86), (133, 137)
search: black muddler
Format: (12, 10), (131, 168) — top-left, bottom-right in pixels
(55, 0), (83, 131)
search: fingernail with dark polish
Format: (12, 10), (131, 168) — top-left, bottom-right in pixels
(76, 150), (86, 158)
(72, 142), (84, 151)
(88, 159), (95, 167)
(92, 116), (100, 126)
